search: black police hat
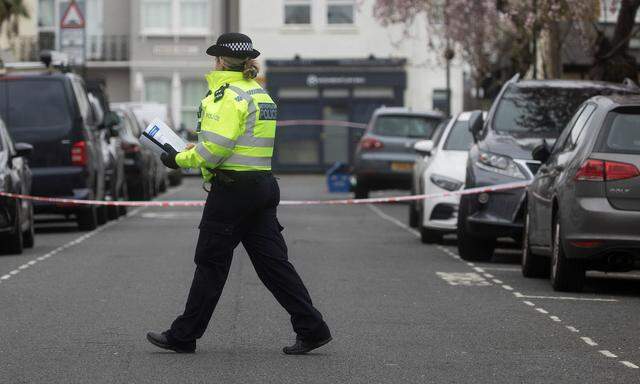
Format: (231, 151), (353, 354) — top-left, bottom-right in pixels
(206, 33), (260, 59)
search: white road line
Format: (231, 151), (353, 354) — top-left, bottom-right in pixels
(9, 270), (19, 275)
(535, 308), (549, 314)
(581, 337), (598, 347)
(1, 275), (10, 280)
(479, 267), (520, 272)
(367, 205), (420, 238)
(483, 273), (494, 278)
(599, 350), (617, 358)
(502, 285), (514, 291)
(621, 361), (639, 369)
(513, 292), (523, 297)
(523, 301), (535, 306)
(566, 326), (580, 333)
(549, 316), (561, 322)
(473, 267), (485, 273)
(18, 264), (29, 270)
(492, 279), (503, 284)
(516, 294), (617, 302)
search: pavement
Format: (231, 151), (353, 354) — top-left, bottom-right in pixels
(1, 175), (639, 383)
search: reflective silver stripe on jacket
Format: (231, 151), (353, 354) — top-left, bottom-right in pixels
(235, 136), (275, 147)
(225, 153), (272, 167)
(228, 86), (258, 138)
(196, 143), (225, 166)
(198, 130), (236, 149)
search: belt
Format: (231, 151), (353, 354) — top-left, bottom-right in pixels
(205, 169), (272, 190)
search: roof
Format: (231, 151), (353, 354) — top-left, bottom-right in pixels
(456, 111), (487, 122)
(590, 94), (640, 108)
(374, 106), (444, 118)
(514, 79), (637, 92)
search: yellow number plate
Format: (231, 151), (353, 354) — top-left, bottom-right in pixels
(391, 162), (413, 172)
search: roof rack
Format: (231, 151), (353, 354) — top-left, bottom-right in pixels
(622, 78), (640, 90)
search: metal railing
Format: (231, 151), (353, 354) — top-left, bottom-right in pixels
(9, 35), (129, 62)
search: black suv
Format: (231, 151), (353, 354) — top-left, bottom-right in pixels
(457, 75), (639, 261)
(0, 69), (108, 230)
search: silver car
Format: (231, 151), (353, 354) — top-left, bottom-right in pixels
(353, 107), (445, 198)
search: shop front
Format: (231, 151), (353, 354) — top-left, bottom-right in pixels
(266, 58), (406, 172)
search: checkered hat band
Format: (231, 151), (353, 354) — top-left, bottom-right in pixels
(222, 42), (253, 51)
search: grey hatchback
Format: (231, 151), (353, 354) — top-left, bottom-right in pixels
(353, 107), (445, 198)
(522, 95), (640, 292)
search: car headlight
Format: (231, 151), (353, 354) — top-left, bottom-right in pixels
(430, 173), (463, 191)
(476, 151), (526, 179)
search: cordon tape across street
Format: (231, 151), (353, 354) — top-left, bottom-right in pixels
(0, 181), (531, 207)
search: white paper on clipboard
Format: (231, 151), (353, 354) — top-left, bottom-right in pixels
(140, 119), (188, 156)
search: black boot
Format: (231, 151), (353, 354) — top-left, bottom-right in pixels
(146, 331), (196, 353)
(283, 335), (332, 355)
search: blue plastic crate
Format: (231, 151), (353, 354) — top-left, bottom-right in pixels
(326, 162), (352, 193)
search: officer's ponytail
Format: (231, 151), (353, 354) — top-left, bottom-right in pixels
(243, 59), (259, 80)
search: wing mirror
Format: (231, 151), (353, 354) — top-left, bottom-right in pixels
(104, 111), (121, 129)
(13, 142), (33, 159)
(414, 140), (434, 156)
(532, 142), (551, 164)
(468, 110), (484, 142)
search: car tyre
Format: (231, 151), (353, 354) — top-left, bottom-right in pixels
(550, 216), (585, 292)
(418, 202), (441, 244)
(23, 204), (35, 249)
(97, 205), (109, 225)
(4, 205), (24, 255)
(521, 211), (549, 278)
(118, 184), (128, 217)
(354, 185), (369, 199)
(456, 197), (494, 261)
(408, 202), (419, 228)
(77, 207), (98, 231)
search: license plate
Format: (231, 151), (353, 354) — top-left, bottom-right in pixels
(391, 162), (413, 172)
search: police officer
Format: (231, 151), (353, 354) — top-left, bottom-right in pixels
(146, 33), (331, 355)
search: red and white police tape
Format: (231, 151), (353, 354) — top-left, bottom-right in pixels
(0, 181), (530, 207)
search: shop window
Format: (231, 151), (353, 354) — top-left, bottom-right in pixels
(144, 79), (171, 105)
(327, 0), (354, 25)
(322, 89), (349, 98)
(353, 87), (394, 98)
(284, 0), (312, 25)
(278, 87), (319, 99)
(181, 79), (208, 131)
(38, 0), (55, 28)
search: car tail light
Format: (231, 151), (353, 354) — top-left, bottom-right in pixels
(121, 142), (140, 153)
(570, 240), (603, 248)
(575, 159), (605, 181)
(575, 159), (639, 181)
(605, 160), (640, 181)
(359, 137), (383, 150)
(71, 141), (88, 166)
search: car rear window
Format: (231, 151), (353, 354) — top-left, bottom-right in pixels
(493, 84), (633, 138)
(372, 115), (440, 138)
(601, 110), (640, 154)
(444, 121), (474, 150)
(1, 79), (70, 129)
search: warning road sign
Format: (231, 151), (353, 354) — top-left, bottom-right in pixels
(59, 0), (86, 65)
(61, 0), (85, 29)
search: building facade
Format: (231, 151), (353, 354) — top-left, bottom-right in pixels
(239, 0), (465, 171)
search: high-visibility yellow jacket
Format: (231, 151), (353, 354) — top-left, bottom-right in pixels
(175, 70), (277, 180)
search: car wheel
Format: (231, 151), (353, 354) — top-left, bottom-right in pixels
(77, 207), (98, 231)
(550, 216), (585, 292)
(118, 184), (128, 217)
(97, 205), (109, 225)
(456, 197), (494, 261)
(354, 185), (369, 199)
(4, 205), (24, 255)
(159, 175), (168, 193)
(408, 202), (419, 228)
(23, 204), (35, 249)
(521, 211), (549, 278)
(418, 202), (441, 244)
(169, 171), (182, 186)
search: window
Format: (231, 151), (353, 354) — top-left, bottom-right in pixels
(38, 0), (55, 28)
(562, 104), (596, 152)
(4, 80), (70, 129)
(444, 121), (474, 151)
(144, 79), (171, 105)
(327, 1), (354, 25)
(373, 115), (441, 138)
(181, 80), (207, 131)
(284, 0), (311, 25)
(141, 0), (209, 35)
(602, 110), (640, 154)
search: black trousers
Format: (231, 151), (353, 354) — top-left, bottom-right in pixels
(168, 172), (329, 343)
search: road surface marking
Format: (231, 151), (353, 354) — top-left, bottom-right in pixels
(581, 337), (598, 346)
(436, 272), (491, 286)
(535, 308), (549, 314)
(599, 350), (617, 358)
(483, 273), (494, 279)
(516, 294), (617, 302)
(513, 292), (523, 297)
(480, 267), (520, 271)
(549, 316), (561, 322)
(523, 301), (535, 306)
(621, 361), (639, 369)
(367, 205), (420, 238)
(473, 267), (485, 273)
(492, 279), (503, 284)
(566, 326), (579, 333)
(502, 285), (513, 291)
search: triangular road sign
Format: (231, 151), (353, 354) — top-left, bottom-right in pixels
(61, 1), (85, 29)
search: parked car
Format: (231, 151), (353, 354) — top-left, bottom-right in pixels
(0, 120), (34, 254)
(457, 75), (640, 261)
(87, 80), (127, 219)
(111, 104), (156, 201)
(410, 112), (479, 243)
(522, 95), (640, 292)
(353, 107), (445, 198)
(0, 69), (108, 230)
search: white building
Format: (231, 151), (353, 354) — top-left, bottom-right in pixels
(239, 0), (465, 171)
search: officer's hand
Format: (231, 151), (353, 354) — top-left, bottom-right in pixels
(186, 143), (196, 150)
(161, 143), (179, 169)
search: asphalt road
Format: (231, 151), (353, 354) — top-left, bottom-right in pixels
(1, 175), (639, 383)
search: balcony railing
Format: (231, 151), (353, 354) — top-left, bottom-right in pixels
(9, 35), (129, 63)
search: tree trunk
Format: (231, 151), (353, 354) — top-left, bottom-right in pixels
(590, 0), (640, 82)
(543, 21), (563, 79)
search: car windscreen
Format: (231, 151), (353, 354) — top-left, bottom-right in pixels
(372, 115), (440, 138)
(492, 85), (627, 138)
(601, 110), (640, 154)
(444, 121), (474, 150)
(1, 79), (71, 129)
